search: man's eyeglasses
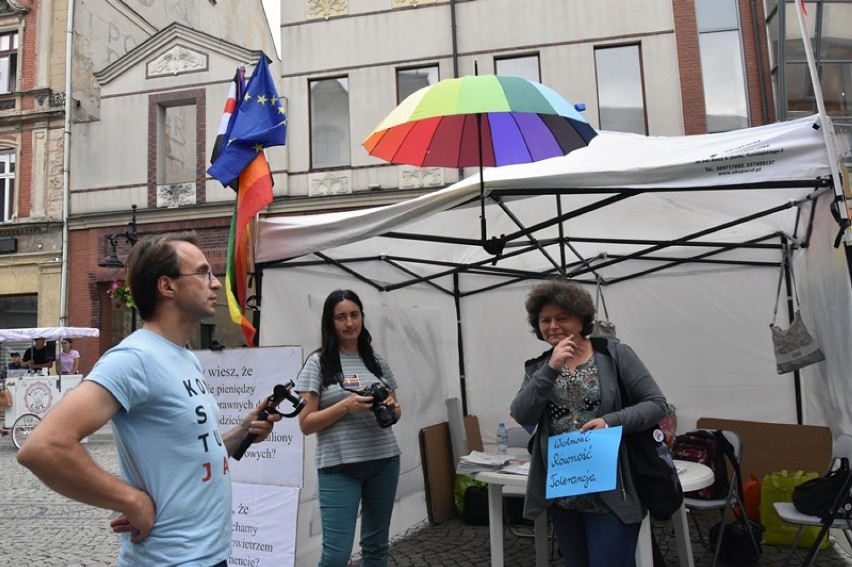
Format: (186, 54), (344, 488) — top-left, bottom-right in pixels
(175, 270), (218, 282)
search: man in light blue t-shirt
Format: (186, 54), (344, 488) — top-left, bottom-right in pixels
(18, 233), (279, 567)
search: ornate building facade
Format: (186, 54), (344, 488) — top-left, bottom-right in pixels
(0, 0), (68, 331)
(0, 0), (279, 366)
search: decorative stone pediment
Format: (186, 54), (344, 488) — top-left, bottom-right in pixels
(147, 45), (207, 78)
(95, 22), (259, 85)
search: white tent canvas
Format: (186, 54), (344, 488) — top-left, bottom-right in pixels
(253, 116), (852, 564)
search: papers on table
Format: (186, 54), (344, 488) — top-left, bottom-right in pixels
(499, 461), (531, 475)
(456, 451), (513, 475)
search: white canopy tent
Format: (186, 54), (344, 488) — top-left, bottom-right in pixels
(0, 328), (100, 342)
(253, 116), (852, 562)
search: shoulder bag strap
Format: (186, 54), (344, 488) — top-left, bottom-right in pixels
(772, 245), (799, 324)
(595, 277), (610, 321)
(590, 337), (628, 408)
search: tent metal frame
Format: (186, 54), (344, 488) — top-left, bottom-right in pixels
(255, 176), (841, 418)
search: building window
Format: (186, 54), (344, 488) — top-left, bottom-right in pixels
(200, 323), (216, 349)
(158, 103), (197, 185)
(397, 65), (438, 103)
(817, 2), (852, 117)
(781, 1), (852, 119)
(0, 31), (17, 94)
(0, 294), (36, 329)
(310, 77), (350, 169)
(0, 149), (15, 222)
(495, 55), (540, 82)
(148, 89), (205, 206)
(594, 45), (647, 134)
(696, 0), (749, 131)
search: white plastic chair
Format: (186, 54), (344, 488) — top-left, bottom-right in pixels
(773, 433), (852, 566)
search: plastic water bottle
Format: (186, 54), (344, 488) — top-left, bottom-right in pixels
(496, 422), (509, 455)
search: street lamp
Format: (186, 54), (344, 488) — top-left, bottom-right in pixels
(97, 204), (138, 268)
(97, 204), (139, 331)
(97, 235), (126, 269)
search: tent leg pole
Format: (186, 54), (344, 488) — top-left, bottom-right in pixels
(252, 266), (263, 347)
(781, 236), (803, 424)
(556, 196), (566, 270)
(453, 273), (468, 416)
(845, 244), (852, 293)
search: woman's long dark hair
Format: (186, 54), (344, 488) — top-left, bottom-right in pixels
(318, 289), (383, 388)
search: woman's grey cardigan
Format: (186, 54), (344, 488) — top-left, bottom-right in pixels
(509, 338), (668, 524)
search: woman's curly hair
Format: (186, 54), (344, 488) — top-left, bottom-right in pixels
(524, 280), (596, 340)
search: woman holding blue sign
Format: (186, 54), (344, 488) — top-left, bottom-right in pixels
(510, 280), (669, 566)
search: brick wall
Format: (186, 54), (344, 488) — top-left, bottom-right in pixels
(673, 0), (775, 134)
(738, 0), (775, 125)
(673, 0), (706, 134)
(68, 217), (231, 372)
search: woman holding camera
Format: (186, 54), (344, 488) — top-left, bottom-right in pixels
(295, 289), (402, 567)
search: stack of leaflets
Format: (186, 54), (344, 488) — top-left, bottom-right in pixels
(498, 460), (530, 475)
(456, 451), (513, 475)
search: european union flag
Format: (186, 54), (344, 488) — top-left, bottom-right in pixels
(208, 54), (287, 186)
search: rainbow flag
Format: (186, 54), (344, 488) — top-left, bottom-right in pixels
(210, 55), (287, 345)
(225, 155), (272, 345)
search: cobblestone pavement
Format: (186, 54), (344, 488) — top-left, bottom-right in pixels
(379, 515), (852, 567)
(2, 430), (851, 566)
(0, 432), (120, 566)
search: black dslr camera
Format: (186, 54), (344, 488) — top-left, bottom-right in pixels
(360, 383), (398, 429)
(233, 381), (306, 461)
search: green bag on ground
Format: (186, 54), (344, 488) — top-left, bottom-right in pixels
(454, 473), (487, 514)
(760, 470), (829, 549)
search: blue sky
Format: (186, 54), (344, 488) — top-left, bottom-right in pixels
(262, 0), (282, 58)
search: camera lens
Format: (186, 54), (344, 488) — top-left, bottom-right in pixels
(374, 403), (397, 428)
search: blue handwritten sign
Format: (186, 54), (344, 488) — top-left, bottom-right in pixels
(545, 426), (623, 499)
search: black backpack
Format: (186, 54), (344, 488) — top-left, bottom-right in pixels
(671, 429), (730, 499)
(792, 457), (852, 518)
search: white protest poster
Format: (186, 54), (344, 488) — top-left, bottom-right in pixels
(545, 426), (622, 499)
(230, 482), (299, 567)
(196, 346), (304, 487)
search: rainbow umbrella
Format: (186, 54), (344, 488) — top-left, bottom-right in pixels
(363, 75), (597, 251)
(363, 74), (596, 167)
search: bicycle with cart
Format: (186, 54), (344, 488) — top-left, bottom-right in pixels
(0, 327), (99, 448)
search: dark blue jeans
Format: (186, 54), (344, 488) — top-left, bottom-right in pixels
(549, 505), (641, 567)
(317, 456), (400, 567)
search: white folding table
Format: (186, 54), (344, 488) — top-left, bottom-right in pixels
(473, 458), (714, 567)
